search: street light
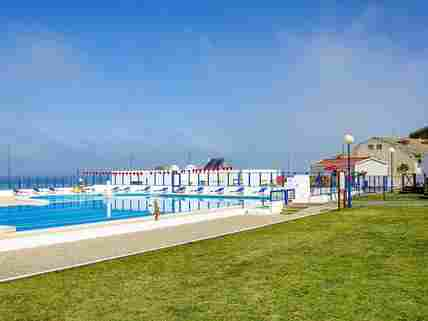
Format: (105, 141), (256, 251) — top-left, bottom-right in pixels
(389, 147), (395, 192)
(344, 134), (354, 208)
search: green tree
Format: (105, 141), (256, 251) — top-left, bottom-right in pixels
(397, 163), (409, 174)
(414, 153), (423, 164)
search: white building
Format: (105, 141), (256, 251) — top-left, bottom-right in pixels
(354, 158), (388, 176)
(352, 136), (428, 175)
(311, 155), (388, 177)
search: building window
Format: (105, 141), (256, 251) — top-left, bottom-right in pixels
(376, 144), (382, 150)
(368, 144), (374, 150)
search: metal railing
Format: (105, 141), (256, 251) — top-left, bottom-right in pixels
(310, 174), (399, 197)
(270, 189), (295, 205)
(0, 176), (88, 191)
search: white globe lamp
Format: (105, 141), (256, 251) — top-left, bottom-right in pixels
(344, 134), (354, 145)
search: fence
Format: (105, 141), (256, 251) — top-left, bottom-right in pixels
(0, 176), (105, 191)
(84, 169), (300, 189)
(270, 189), (296, 205)
(400, 174), (426, 193)
(310, 174), (398, 197)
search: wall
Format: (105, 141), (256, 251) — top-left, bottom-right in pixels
(355, 159), (388, 176)
(292, 175), (311, 203)
(111, 169), (284, 188)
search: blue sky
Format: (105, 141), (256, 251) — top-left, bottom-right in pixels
(1, 1), (427, 175)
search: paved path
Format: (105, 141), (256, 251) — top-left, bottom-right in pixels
(0, 197), (48, 207)
(0, 203), (337, 283)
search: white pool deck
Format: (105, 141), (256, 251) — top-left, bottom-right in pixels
(0, 196), (48, 207)
(0, 203), (336, 283)
(0, 206), (248, 252)
(0, 225), (16, 235)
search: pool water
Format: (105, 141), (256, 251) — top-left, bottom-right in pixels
(0, 195), (264, 232)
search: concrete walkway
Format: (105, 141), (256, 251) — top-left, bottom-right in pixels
(0, 203), (337, 283)
(0, 197), (48, 207)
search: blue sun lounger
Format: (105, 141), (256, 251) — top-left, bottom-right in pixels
(135, 186), (151, 193)
(258, 187), (268, 193)
(194, 186), (204, 193)
(213, 187), (225, 194)
(234, 186), (245, 193)
(175, 186), (186, 193)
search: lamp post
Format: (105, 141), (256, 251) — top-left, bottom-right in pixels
(344, 134), (354, 208)
(389, 147), (395, 192)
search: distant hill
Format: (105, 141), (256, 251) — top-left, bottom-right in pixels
(409, 126), (428, 139)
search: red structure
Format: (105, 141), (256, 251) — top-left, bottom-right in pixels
(315, 155), (369, 173)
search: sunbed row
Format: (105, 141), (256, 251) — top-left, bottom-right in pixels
(114, 185), (269, 195)
(13, 185), (270, 196)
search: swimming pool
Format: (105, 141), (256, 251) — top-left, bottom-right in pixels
(0, 194), (265, 232)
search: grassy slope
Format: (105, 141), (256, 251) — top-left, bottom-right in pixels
(1, 207), (428, 321)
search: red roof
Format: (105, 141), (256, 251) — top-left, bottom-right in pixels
(317, 156), (369, 171)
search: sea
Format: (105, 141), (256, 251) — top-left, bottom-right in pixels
(0, 176), (109, 190)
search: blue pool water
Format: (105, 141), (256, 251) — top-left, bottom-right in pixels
(0, 195), (265, 232)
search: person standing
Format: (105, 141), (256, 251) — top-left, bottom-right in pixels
(153, 199), (160, 221)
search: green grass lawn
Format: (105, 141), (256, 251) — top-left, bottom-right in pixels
(353, 192), (426, 202)
(353, 193), (428, 208)
(1, 206), (428, 321)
